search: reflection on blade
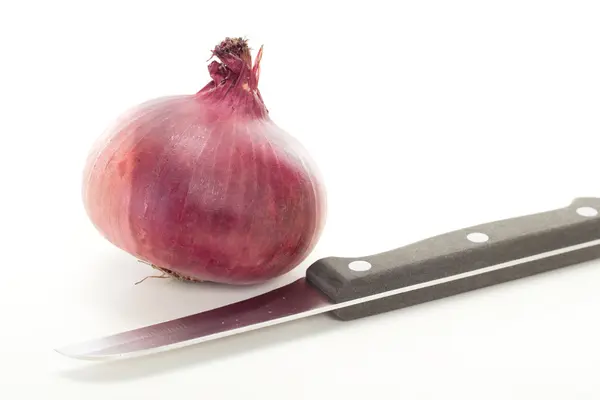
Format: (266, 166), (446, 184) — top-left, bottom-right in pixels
(55, 278), (333, 360)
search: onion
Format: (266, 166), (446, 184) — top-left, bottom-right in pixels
(82, 37), (326, 285)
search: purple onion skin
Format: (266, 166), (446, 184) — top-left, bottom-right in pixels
(82, 38), (326, 285)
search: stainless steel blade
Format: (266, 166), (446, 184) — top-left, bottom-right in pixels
(55, 278), (333, 360)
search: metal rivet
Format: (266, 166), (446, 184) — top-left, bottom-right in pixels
(467, 232), (489, 243)
(349, 260), (372, 272)
(577, 207), (598, 217)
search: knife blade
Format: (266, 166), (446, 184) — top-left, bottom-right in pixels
(56, 197), (600, 360)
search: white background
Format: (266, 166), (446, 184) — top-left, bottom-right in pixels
(1, 1), (600, 398)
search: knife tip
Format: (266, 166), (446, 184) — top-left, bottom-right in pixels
(54, 344), (105, 361)
(54, 346), (86, 360)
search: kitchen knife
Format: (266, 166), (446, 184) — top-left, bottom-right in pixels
(56, 197), (600, 360)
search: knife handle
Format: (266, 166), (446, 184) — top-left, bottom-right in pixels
(306, 197), (600, 320)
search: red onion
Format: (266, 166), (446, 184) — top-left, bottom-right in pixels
(82, 37), (326, 285)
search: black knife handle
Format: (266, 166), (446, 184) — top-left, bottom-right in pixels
(306, 197), (600, 320)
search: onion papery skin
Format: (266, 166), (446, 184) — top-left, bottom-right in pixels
(82, 38), (326, 285)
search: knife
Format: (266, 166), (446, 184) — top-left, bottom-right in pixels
(56, 197), (600, 360)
